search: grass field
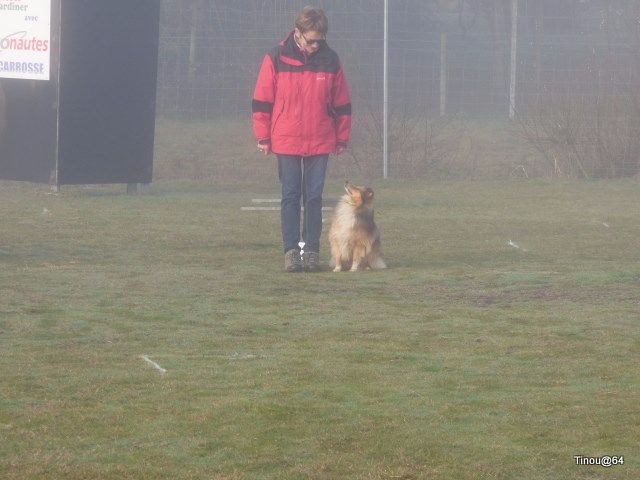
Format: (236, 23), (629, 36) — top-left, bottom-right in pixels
(1, 178), (639, 479)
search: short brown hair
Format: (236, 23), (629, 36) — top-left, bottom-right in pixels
(295, 6), (328, 35)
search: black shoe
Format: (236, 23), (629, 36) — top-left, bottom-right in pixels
(303, 251), (320, 272)
(284, 249), (303, 272)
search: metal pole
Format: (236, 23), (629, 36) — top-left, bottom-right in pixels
(383, 0), (389, 178)
(440, 32), (447, 117)
(509, 0), (518, 119)
(52, 0), (63, 193)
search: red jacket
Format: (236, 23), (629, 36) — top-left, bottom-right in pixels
(252, 32), (351, 157)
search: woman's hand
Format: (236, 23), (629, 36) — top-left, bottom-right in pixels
(257, 143), (271, 155)
(335, 144), (347, 155)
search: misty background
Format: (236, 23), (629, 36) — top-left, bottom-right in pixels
(153, 0), (640, 181)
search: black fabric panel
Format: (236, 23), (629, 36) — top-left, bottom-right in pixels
(252, 99), (274, 113)
(275, 32), (340, 74)
(276, 60), (340, 74)
(57, 0), (159, 184)
(0, 79), (58, 183)
(334, 103), (352, 116)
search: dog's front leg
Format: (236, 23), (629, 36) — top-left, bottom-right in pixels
(332, 254), (343, 272)
(350, 246), (366, 271)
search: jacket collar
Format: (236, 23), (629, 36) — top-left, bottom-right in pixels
(279, 30), (326, 63)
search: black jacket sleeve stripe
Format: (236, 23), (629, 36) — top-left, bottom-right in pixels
(334, 103), (352, 116)
(252, 99), (274, 114)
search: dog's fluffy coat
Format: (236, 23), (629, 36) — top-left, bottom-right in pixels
(329, 181), (386, 272)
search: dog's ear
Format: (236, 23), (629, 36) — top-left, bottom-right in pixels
(364, 188), (374, 200)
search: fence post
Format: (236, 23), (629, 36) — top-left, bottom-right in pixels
(509, 0), (518, 119)
(440, 32), (447, 117)
(383, 0), (389, 179)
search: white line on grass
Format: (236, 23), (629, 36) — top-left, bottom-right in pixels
(140, 355), (167, 374)
(229, 352), (259, 360)
(241, 206), (333, 211)
(241, 206), (281, 211)
(507, 239), (528, 253)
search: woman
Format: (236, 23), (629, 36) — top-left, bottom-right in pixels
(252, 6), (352, 272)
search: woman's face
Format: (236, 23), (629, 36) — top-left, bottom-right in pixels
(295, 28), (325, 55)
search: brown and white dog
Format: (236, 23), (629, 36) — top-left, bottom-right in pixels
(329, 181), (386, 272)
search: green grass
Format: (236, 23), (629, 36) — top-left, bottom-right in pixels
(1, 179), (639, 479)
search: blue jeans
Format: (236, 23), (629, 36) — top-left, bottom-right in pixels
(277, 154), (329, 254)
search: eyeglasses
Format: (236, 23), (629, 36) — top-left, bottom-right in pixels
(301, 32), (325, 46)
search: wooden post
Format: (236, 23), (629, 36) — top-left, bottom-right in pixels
(383, 0), (389, 178)
(440, 32), (447, 117)
(509, 0), (518, 119)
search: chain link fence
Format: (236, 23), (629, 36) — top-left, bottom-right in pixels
(154, 0), (640, 181)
